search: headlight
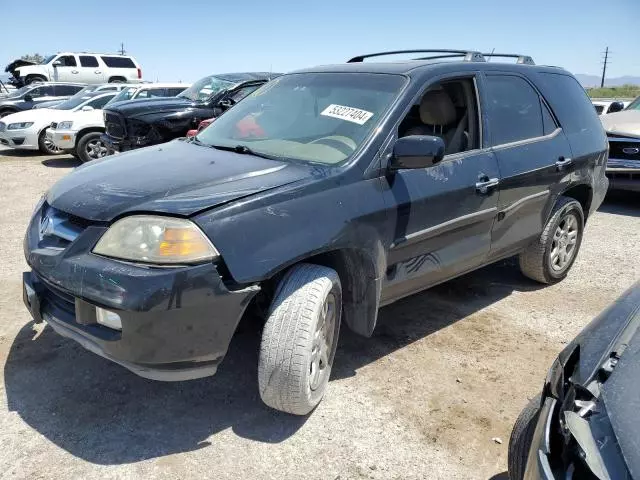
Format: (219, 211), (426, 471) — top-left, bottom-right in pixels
(7, 122), (34, 130)
(57, 121), (73, 130)
(93, 215), (219, 264)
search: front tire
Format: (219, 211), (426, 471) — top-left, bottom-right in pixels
(77, 132), (109, 163)
(38, 129), (63, 155)
(25, 75), (47, 85)
(258, 263), (342, 415)
(508, 394), (542, 480)
(519, 196), (584, 284)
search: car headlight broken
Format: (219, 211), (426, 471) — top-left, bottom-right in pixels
(93, 215), (219, 264)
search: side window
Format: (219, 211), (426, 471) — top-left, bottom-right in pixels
(398, 77), (480, 155)
(541, 101), (557, 135)
(166, 87), (186, 97)
(54, 85), (83, 96)
(148, 88), (168, 98)
(228, 85), (261, 103)
(26, 87), (43, 98)
(100, 56), (136, 68)
(87, 95), (115, 109)
(135, 89), (151, 99)
(79, 56), (99, 68)
(56, 55), (77, 67)
(484, 75), (543, 145)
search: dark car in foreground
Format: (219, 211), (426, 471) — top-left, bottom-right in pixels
(0, 82), (85, 118)
(508, 281), (640, 480)
(101, 72), (277, 152)
(23, 49), (608, 415)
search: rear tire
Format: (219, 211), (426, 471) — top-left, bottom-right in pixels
(258, 263), (342, 415)
(508, 394), (542, 480)
(108, 77), (126, 84)
(25, 75), (47, 85)
(76, 132), (109, 163)
(38, 129), (63, 155)
(519, 196), (584, 284)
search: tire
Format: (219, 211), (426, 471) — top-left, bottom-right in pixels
(108, 77), (126, 84)
(76, 132), (109, 163)
(508, 394), (542, 480)
(258, 263), (342, 415)
(519, 196), (584, 284)
(37, 129), (63, 155)
(25, 75), (47, 85)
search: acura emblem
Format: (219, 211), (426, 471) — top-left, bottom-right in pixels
(622, 147), (640, 155)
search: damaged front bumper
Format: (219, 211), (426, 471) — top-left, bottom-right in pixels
(23, 204), (260, 381)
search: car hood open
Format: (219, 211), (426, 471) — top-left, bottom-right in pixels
(106, 97), (197, 119)
(47, 139), (310, 222)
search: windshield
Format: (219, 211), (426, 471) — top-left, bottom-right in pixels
(108, 86), (137, 104)
(196, 73), (407, 165)
(55, 95), (94, 110)
(178, 76), (233, 102)
(42, 55), (56, 65)
(626, 96), (640, 111)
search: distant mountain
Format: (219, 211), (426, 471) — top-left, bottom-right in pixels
(576, 74), (640, 88)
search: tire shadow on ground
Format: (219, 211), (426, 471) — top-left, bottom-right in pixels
(41, 156), (81, 168)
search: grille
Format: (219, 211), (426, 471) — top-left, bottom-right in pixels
(38, 203), (87, 249)
(608, 137), (640, 162)
(104, 111), (126, 139)
(0, 122), (5, 132)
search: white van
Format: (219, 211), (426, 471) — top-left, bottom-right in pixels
(8, 53), (143, 86)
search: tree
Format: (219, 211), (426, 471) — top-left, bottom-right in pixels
(20, 53), (45, 64)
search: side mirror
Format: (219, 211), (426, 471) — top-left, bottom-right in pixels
(609, 101), (624, 114)
(52, 61), (62, 67)
(389, 135), (445, 171)
(81, 106), (94, 112)
(23, 94), (33, 102)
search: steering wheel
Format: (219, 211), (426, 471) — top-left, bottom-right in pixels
(309, 136), (357, 153)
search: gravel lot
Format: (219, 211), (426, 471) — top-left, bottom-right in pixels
(0, 147), (638, 479)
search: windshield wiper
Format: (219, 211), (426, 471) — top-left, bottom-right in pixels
(208, 143), (281, 160)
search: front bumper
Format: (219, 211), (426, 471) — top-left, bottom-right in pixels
(23, 204), (259, 381)
(0, 127), (39, 150)
(46, 128), (76, 150)
(606, 163), (640, 192)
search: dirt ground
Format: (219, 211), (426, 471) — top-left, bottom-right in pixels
(0, 147), (638, 479)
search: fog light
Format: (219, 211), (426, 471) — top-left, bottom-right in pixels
(96, 307), (122, 330)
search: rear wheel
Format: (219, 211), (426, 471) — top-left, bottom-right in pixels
(508, 394), (542, 480)
(258, 263), (342, 415)
(519, 196), (584, 284)
(25, 75), (47, 85)
(77, 132), (109, 163)
(108, 77), (126, 84)
(38, 129), (63, 155)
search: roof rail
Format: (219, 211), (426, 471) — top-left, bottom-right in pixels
(347, 50), (486, 63)
(483, 53), (535, 65)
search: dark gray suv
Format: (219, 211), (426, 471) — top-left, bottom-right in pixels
(22, 50), (608, 415)
(0, 82), (85, 117)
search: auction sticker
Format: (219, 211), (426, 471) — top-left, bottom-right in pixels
(320, 104), (374, 125)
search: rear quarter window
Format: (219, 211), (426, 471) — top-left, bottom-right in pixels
(534, 73), (602, 136)
(101, 56), (137, 69)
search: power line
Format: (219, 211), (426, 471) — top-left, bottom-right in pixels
(119, 43), (126, 55)
(600, 46), (609, 88)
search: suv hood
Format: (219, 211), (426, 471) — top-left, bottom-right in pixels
(600, 110), (640, 137)
(106, 97), (197, 118)
(5, 59), (36, 76)
(46, 139), (310, 222)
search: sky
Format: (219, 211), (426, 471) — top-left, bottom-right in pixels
(1, 0), (639, 84)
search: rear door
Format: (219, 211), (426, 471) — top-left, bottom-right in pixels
(78, 55), (105, 83)
(482, 73), (573, 260)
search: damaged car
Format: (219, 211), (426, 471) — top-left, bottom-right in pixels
(101, 72), (277, 152)
(508, 280), (640, 480)
(23, 50), (608, 415)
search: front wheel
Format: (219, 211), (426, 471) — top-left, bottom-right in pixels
(508, 394), (541, 480)
(519, 197), (584, 284)
(25, 75), (47, 85)
(77, 132), (109, 163)
(258, 263), (342, 415)
(38, 129), (63, 155)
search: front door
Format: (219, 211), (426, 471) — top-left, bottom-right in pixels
(50, 55), (80, 82)
(481, 73), (574, 260)
(379, 75), (500, 305)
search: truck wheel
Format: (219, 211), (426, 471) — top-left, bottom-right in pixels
(108, 77), (126, 84)
(519, 196), (584, 284)
(258, 263), (342, 415)
(38, 129), (63, 155)
(508, 394), (541, 480)
(25, 75), (47, 85)
(77, 132), (109, 163)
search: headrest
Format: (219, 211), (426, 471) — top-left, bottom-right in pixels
(419, 90), (457, 126)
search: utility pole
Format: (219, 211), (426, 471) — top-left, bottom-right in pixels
(600, 46), (609, 88)
(119, 43), (126, 55)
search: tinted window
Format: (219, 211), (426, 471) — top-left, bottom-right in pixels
(79, 56), (99, 67)
(55, 85), (84, 96)
(26, 86), (51, 98)
(56, 55), (77, 67)
(541, 101), (557, 135)
(135, 88), (166, 99)
(87, 94), (116, 109)
(485, 75), (543, 145)
(100, 56), (136, 68)
(594, 105), (604, 114)
(228, 85), (262, 103)
(166, 87), (187, 96)
(535, 73), (603, 135)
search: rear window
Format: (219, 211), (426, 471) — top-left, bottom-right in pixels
(100, 56), (136, 68)
(79, 56), (99, 68)
(534, 73), (603, 136)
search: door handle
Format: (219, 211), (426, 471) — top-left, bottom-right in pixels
(95, 70), (102, 74)
(555, 157), (573, 171)
(475, 177), (499, 195)
(71, 70), (79, 74)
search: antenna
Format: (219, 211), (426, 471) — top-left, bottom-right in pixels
(600, 46), (609, 88)
(487, 48), (495, 62)
(119, 42), (126, 55)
